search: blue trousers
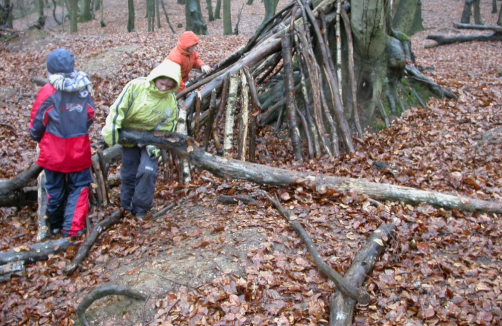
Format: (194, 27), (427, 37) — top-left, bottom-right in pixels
(44, 168), (91, 236)
(120, 146), (159, 214)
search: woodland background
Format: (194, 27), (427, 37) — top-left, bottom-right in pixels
(0, 0), (501, 325)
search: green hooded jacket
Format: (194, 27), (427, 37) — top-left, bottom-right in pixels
(102, 60), (181, 146)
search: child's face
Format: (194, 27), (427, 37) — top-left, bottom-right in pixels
(154, 77), (176, 91)
(187, 45), (197, 54)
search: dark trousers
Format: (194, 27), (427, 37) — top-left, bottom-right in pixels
(44, 168), (91, 236)
(120, 146), (159, 214)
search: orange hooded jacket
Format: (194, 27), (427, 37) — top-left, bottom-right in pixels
(166, 31), (205, 92)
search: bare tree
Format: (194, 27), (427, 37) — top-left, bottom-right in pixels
(69, 0), (78, 33)
(127, 0), (135, 32)
(223, 0), (231, 35)
(80, 0), (92, 22)
(186, 0), (207, 35)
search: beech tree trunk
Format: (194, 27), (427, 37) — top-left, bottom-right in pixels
(186, 0), (208, 35)
(127, 0), (135, 32)
(223, 0), (231, 35)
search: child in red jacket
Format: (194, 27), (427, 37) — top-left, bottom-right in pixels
(29, 48), (95, 237)
(166, 31), (212, 92)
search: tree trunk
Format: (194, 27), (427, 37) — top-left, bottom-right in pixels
(223, 0), (231, 35)
(186, 0), (208, 35)
(127, 0), (135, 32)
(119, 129), (502, 215)
(473, 0), (483, 25)
(206, 0), (214, 21)
(69, 0), (78, 33)
(214, 0), (221, 19)
(34, 0), (46, 29)
(80, 0), (92, 22)
(259, 0), (279, 29)
(147, 0), (155, 32)
(461, 0), (473, 24)
(392, 0), (424, 35)
(156, 0), (161, 28)
(498, 5), (502, 26)
(0, 0), (14, 28)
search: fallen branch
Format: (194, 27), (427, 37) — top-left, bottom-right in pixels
(0, 261), (25, 282)
(119, 129), (502, 214)
(0, 163), (43, 207)
(263, 191), (370, 304)
(0, 238), (74, 265)
(64, 209), (124, 275)
(426, 32), (502, 47)
(329, 224), (395, 326)
(77, 284), (147, 326)
(0, 145), (122, 208)
(217, 194), (260, 206)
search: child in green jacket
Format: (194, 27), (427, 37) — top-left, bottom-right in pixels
(102, 60), (181, 218)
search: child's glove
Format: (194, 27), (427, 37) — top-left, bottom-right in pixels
(146, 145), (161, 160)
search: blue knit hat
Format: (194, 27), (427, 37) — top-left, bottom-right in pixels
(46, 49), (74, 74)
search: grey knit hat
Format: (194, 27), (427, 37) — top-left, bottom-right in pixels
(46, 48), (74, 74)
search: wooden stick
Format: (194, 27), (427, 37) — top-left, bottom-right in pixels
(340, 7), (363, 137)
(281, 30), (303, 161)
(329, 224), (395, 326)
(238, 69), (250, 161)
(64, 209), (124, 275)
(263, 191), (370, 304)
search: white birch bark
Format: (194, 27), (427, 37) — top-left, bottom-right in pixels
(176, 100), (192, 183)
(336, 0), (342, 99)
(223, 73), (239, 158)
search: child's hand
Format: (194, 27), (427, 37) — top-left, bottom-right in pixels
(201, 65), (212, 74)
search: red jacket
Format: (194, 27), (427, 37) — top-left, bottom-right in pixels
(29, 84), (95, 173)
(166, 31), (205, 91)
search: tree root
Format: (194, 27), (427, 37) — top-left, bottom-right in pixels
(76, 284), (147, 326)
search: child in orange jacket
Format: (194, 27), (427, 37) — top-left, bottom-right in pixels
(165, 31), (211, 92)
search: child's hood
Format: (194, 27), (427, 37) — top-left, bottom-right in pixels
(176, 31), (199, 53)
(146, 60), (181, 90)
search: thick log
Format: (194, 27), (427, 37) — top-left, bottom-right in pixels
(265, 192), (371, 304)
(426, 32), (502, 47)
(0, 261), (25, 282)
(0, 163), (43, 207)
(119, 129), (502, 214)
(453, 22), (502, 32)
(36, 171), (50, 242)
(64, 209), (124, 275)
(0, 145), (122, 208)
(329, 224), (396, 326)
(0, 238), (74, 265)
(77, 284), (147, 326)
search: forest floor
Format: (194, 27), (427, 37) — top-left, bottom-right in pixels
(1, 0), (502, 325)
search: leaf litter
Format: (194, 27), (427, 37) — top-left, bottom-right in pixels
(0, 0), (501, 325)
